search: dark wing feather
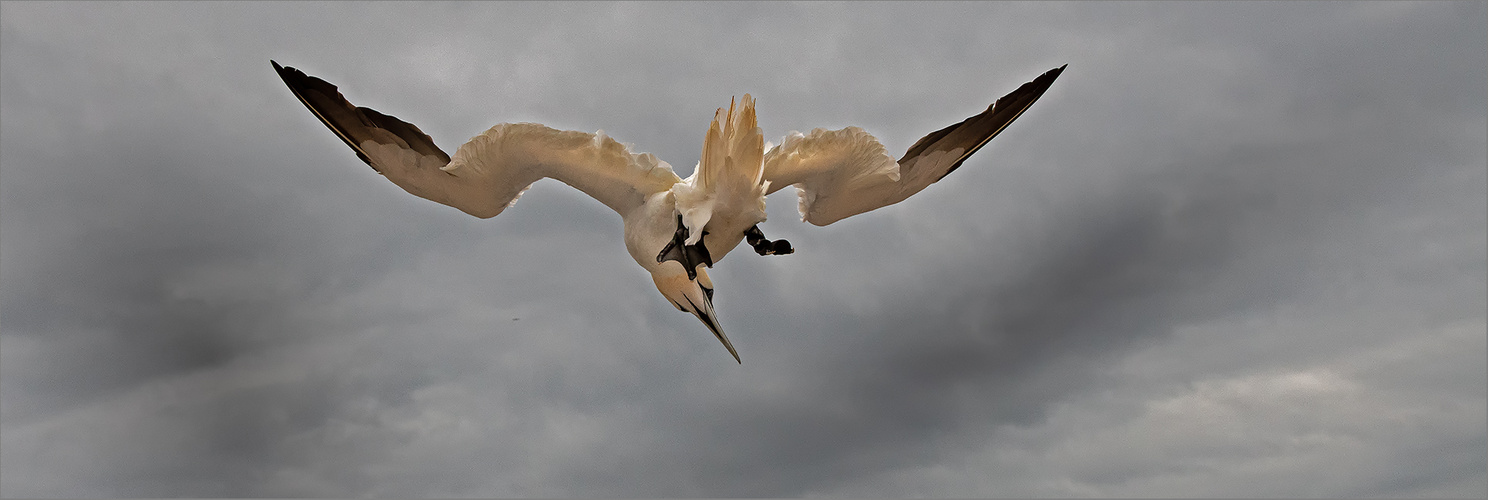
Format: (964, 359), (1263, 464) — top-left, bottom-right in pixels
(271, 60), (683, 220)
(762, 65), (1066, 226)
(271, 60), (450, 171)
(900, 64), (1066, 182)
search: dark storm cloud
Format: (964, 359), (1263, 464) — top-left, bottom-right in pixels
(629, 190), (1248, 495)
(3, 1), (1484, 498)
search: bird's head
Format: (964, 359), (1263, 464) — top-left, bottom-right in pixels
(651, 266), (739, 363)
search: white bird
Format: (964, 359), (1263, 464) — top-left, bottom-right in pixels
(272, 60), (1065, 363)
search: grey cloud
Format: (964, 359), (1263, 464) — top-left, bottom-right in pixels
(3, 1), (1483, 498)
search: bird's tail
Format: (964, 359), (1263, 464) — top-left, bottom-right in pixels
(697, 95), (765, 192)
(673, 95), (769, 244)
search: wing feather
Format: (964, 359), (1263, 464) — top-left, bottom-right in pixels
(762, 65), (1066, 226)
(272, 61), (679, 219)
(760, 126), (900, 225)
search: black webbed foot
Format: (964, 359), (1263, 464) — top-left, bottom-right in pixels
(656, 213), (712, 280)
(771, 239), (793, 255)
(745, 225), (794, 256)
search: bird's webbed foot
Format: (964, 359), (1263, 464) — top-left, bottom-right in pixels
(745, 225), (794, 256)
(656, 213), (713, 280)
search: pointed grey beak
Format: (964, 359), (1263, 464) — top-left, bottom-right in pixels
(683, 292), (740, 364)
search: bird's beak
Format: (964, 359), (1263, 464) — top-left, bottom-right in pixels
(685, 282), (740, 364)
(654, 268), (740, 363)
(657, 271), (740, 363)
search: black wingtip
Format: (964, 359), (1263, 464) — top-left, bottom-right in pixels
(999, 64), (1066, 109)
(1021, 65), (1066, 91)
(915, 63), (1068, 181)
(1034, 64), (1067, 86)
(271, 60), (306, 86)
(270, 60), (294, 80)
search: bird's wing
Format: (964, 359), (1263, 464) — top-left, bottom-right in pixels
(762, 65), (1065, 226)
(272, 61), (681, 219)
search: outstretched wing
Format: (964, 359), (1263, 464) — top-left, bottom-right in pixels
(272, 61), (680, 219)
(762, 65), (1065, 226)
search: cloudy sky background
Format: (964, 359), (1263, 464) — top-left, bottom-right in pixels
(2, 1), (1484, 497)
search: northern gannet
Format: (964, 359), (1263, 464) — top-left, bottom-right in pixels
(271, 60), (1065, 363)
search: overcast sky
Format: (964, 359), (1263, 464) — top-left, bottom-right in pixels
(2, 1), (1484, 497)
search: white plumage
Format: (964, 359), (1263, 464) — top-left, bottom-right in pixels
(272, 61), (1065, 363)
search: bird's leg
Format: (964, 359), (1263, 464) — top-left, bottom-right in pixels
(656, 213), (713, 280)
(744, 225), (794, 256)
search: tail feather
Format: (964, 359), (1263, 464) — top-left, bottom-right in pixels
(674, 94), (769, 244)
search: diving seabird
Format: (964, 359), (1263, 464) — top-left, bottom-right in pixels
(271, 60), (1065, 363)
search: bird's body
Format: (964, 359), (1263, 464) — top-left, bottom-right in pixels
(272, 61), (1065, 363)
